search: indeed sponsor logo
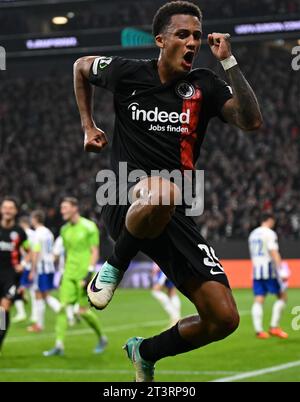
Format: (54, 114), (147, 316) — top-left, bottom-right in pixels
(128, 103), (190, 124)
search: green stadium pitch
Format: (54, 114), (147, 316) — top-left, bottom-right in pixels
(1, 289), (300, 382)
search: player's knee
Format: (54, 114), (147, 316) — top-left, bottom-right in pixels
(0, 304), (9, 312)
(133, 177), (181, 208)
(0, 299), (11, 311)
(152, 179), (181, 208)
(136, 203), (175, 227)
(212, 310), (240, 340)
(148, 203), (175, 220)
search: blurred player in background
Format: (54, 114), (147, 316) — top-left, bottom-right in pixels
(0, 197), (28, 352)
(12, 215), (36, 324)
(27, 210), (61, 333)
(249, 213), (288, 339)
(44, 197), (107, 356)
(52, 234), (79, 326)
(75, 0), (262, 381)
(151, 263), (181, 327)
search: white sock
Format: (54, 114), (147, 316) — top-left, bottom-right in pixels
(66, 305), (75, 324)
(170, 294), (181, 318)
(271, 300), (286, 328)
(36, 299), (46, 329)
(30, 288), (38, 323)
(73, 303), (80, 315)
(15, 300), (26, 317)
(46, 295), (61, 313)
(151, 290), (179, 320)
(252, 301), (264, 333)
(55, 340), (64, 350)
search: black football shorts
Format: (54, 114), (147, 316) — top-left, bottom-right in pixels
(0, 270), (19, 300)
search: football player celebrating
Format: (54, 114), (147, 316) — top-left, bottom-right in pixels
(74, 1), (262, 381)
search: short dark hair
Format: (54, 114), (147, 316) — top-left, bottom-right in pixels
(152, 1), (202, 36)
(1, 196), (19, 209)
(261, 212), (275, 223)
(31, 209), (45, 224)
(61, 197), (79, 207)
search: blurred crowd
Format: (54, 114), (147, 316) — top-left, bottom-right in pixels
(0, 43), (299, 241)
(0, 72), (113, 237)
(196, 44), (300, 240)
(1, 0), (299, 35)
(59, 0), (300, 32)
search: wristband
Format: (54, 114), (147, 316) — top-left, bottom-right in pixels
(220, 55), (237, 71)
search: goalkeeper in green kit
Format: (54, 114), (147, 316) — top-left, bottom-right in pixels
(44, 197), (107, 356)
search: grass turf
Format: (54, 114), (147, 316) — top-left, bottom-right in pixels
(1, 288), (300, 382)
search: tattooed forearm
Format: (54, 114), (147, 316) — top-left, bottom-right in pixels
(224, 65), (263, 131)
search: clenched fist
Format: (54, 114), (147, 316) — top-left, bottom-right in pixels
(84, 126), (108, 153)
(208, 33), (232, 61)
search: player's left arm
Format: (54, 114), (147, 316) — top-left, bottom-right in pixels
(208, 32), (263, 131)
(28, 241), (41, 281)
(20, 244), (32, 269)
(82, 224), (100, 287)
(90, 245), (99, 268)
(89, 223), (100, 267)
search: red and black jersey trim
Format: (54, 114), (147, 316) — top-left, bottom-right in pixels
(180, 87), (203, 171)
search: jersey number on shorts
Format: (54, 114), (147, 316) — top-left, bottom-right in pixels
(197, 244), (224, 274)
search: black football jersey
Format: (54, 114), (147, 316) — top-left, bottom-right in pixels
(0, 224), (27, 272)
(89, 56), (232, 176)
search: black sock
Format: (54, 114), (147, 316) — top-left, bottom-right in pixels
(108, 226), (143, 272)
(139, 323), (196, 363)
(0, 311), (10, 350)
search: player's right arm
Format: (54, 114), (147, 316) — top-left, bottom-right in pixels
(267, 231), (282, 271)
(28, 247), (39, 282)
(73, 56), (108, 153)
(269, 249), (282, 270)
(53, 236), (63, 265)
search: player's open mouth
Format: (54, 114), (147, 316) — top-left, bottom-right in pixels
(182, 51), (195, 69)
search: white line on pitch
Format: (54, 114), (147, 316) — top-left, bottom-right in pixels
(6, 320), (168, 343)
(7, 311), (250, 344)
(0, 368), (238, 376)
(211, 360), (300, 382)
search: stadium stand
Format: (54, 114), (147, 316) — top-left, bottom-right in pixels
(0, 0), (299, 35)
